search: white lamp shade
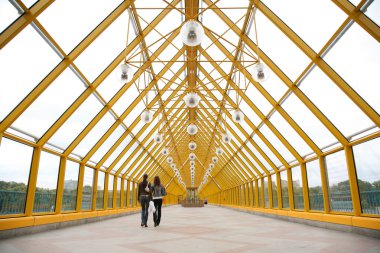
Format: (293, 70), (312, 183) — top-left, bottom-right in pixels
(187, 124), (198, 135)
(118, 63), (133, 83)
(190, 160), (195, 166)
(212, 156), (218, 163)
(161, 147), (169, 156)
(209, 164), (215, 169)
(222, 133), (231, 143)
(184, 92), (200, 108)
(216, 147), (223, 155)
(232, 110), (244, 123)
(174, 168), (179, 173)
(252, 62), (270, 82)
(180, 20), (205, 46)
(189, 153), (196, 160)
(167, 156), (174, 163)
(140, 110), (153, 123)
(154, 133), (163, 143)
(170, 164), (176, 169)
(188, 141), (197, 150)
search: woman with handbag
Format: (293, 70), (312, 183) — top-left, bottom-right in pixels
(151, 176), (167, 227)
(137, 174), (151, 227)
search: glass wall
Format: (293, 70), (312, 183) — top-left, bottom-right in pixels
(33, 151), (60, 213)
(292, 166), (304, 210)
(124, 179), (128, 207)
(108, 174), (114, 208)
(272, 175), (278, 208)
(258, 179), (262, 207)
(252, 180), (256, 206)
(0, 138), (33, 215)
(130, 183), (133, 206)
(62, 160), (79, 211)
(116, 177), (121, 207)
(280, 170), (289, 208)
(81, 167), (94, 210)
(325, 151), (353, 212)
(263, 177), (269, 207)
(306, 159), (324, 211)
(353, 138), (380, 215)
(96, 171), (105, 210)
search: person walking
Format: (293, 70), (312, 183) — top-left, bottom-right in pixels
(151, 176), (167, 227)
(138, 174), (151, 227)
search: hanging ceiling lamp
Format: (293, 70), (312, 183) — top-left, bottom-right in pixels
(212, 156), (218, 163)
(167, 156), (174, 163)
(153, 133), (163, 143)
(232, 110), (244, 123)
(188, 141), (197, 150)
(184, 92), (200, 108)
(187, 124), (198, 135)
(252, 62), (270, 82)
(161, 147), (169, 156)
(190, 160), (195, 166)
(170, 164), (176, 169)
(189, 153), (196, 160)
(140, 109), (153, 123)
(216, 147), (223, 156)
(118, 63), (133, 83)
(209, 163), (215, 169)
(180, 20), (205, 47)
(222, 132), (232, 143)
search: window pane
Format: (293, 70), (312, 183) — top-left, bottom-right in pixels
(124, 179), (128, 207)
(365, 0), (380, 26)
(116, 177), (121, 208)
(96, 171), (105, 210)
(280, 170), (289, 208)
(353, 137), (380, 215)
(33, 151), (60, 213)
(0, 1), (22, 33)
(292, 166), (304, 210)
(258, 179), (262, 207)
(62, 160), (79, 212)
(0, 138), (33, 215)
(252, 180), (256, 206)
(325, 151), (353, 212)
(272, 175), (278, 208)
(263, 177), (269, 207)
(306, 159), (324, 211)
(81, 167), (94, 210)
(0, 25), (61, 121)
(108, 174), (114, 208)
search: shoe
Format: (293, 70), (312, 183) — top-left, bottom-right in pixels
(144, 224), (148, 227)
(154, 222), (157, 227)
(141, 223), (144, 227)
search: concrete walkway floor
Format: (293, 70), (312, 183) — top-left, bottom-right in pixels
(0, 205), (379, 253)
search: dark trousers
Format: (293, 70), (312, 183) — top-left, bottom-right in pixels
(153, 199), (163, 225)
(140, 195), (150, 225)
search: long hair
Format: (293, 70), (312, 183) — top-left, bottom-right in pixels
(154, 176), (161, 186)
(142, 174), (148, 188)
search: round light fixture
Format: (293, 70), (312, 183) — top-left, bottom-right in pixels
(118, 63), (133, 83)
(187, 124), (198, 135)
(188, 141), (197, 150)
(232, 110), (244, 123)
(154, 133), (163, 143)
(222, 133), (231, 143)
(189, 153), (196, 160)
(140, 110), (153, 123)
(216, 147), (223, 156)
(161, 147), (169, 156)
(252, 62), (270, 82)
(183, 92), (200, 108)
(209, 164), (215, 169)
(190, 160), (195, 166)
(171, 164), (176, 169)
(167, 156), (174, 163)
(212, 156), (218, 163)
(180, 20), (205, 46)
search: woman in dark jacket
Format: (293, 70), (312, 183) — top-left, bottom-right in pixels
(138, 174), (151, 227)
(151, 176), (167, 227)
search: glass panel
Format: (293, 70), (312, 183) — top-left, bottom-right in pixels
(365, 0), (380, 26)
(81, 166), (94, 210)
(0, 0), (22, 33)
(38, 0), (123, 53)
(252, 134), (281, 168)
(260, 125), (295, 163)
(252, 180), (256, 206)
(325, 150), (353, 213)
(306, 159), (324, 211)
(353, 137), (380, 215)
(48, 94), (103, 150)
(33, 151), (60, 213)
(258, 179), (262, 207)
(103, 135), (132, 168)
(262, 0), (346, 52)
(13, 69), (86, 138)
(0, 138), (33, 215)
(62, 160), (79, 212)
(291, 166), (304, 210)
(252, 10), (310, 81)
(123, 179), (128, 207)
(280, 170), (289, 208)
(324, 23), (380, 115)
(281, 93), (337, 148)
(116, 177), (121, 207)
(0, 25), (61, 121)
(96, 171), (105, 210)
(272, 175), (278, 208)
(299, 67), (373, 137)
(263, 177), (269, 207)
(108, 174), (114, 208)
